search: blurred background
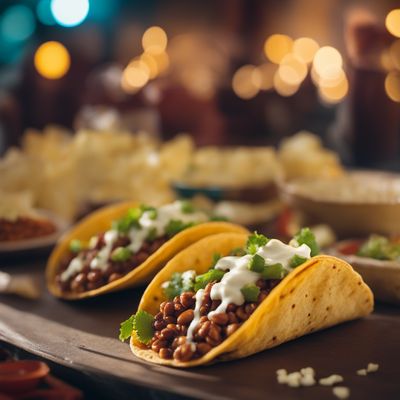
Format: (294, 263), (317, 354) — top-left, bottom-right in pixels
(0, 0), (399, 167)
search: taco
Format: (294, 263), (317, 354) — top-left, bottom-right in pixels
(46, 200), (248, 299)
(120, 228), (373, 367)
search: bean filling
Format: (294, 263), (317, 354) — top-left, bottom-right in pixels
(150, 278), (280, 362)
(56, 234), (168, 293)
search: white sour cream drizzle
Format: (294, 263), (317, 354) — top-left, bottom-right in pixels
(185, 239), (311, 342)
(61, 201), (208, 282)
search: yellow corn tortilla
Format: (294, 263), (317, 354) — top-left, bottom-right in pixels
(131, 232), (374, 367)
(46, 201), (249, 300)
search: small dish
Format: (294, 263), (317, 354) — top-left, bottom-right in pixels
(280, 170), (400, 237)
(0, 210), (69, 256)
(327, 240), (400, 305)
(0, 360), (50, 394)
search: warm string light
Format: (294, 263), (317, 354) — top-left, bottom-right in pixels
(386, 9), (400, 38)
(121, 26), (169, 94)
(34, 41), (70, 79)
(385, 71), (400, 102)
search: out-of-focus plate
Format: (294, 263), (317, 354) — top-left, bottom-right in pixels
(280, 170), (400, 237)
(327, 240), (400, 305)
(0, 211), (69, 256)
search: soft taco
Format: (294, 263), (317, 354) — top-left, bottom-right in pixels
(46, 200), (248, 299)
(120, 228), (373, 367)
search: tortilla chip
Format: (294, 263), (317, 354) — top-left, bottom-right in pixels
(46, 202), (248, 300)
(131, 232), (373, 367)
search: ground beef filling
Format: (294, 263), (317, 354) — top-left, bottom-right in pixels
(150, 278), (281, 362)
(0, 217), (56, 242)
(56, 234), (168, 293)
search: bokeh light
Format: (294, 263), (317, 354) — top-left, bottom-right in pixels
(264, 34), (293, 64)
(34, 41), (71, 79)
(273, 71), (300, 97)
(51, 0), (89, 27)
(151, 52), (170, 75)
(0, 5), (36, 43)
(386, 9), (400, 38)
(318, 74), (348, 103)
(142, 26), (168, 55)
(293, 37), (319, 64)
(278, 54), (307, 85)
(180, 66), (215, 100)
(256, 64), (277, 91)
(313, 46), (343, 76)
(122, 60), (150, 90)
(37, 0), (56, 26)
(385, 71), (400, 102)
(140, 53), (159, 79)
(232, 65), (261, 99)
(389, 40), (400, 70)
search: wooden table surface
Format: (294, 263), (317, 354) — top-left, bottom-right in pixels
(1, 256), (400, 400)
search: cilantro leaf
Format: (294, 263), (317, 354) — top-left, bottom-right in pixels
(134, 310), (155, 345)
(212, 253), (222, 266)
(119, 315), (135, 342)
(246, 232), (269, 255)
(69, 239), (82, 253)
(113, 207), (142, 233)
(111, 247), (132, 262)
(229, 247), (246, 256)
(261, 263), (285, 280)
(180, 200), (195, 214)
(293, 227), (319, 257)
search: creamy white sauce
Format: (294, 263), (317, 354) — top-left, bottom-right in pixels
(182, 270), (196, 288)
(257, 239), (311, 271)
(61, 201), (207, 282)
(90, 230), (119, 271)
(61, 257), (84, 282)
(128, 201), (208, 253)
(186, 288), (204, 342)
(185, 239), (312, 337)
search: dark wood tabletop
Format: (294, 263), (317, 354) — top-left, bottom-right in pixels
(1, 256), (400, 400)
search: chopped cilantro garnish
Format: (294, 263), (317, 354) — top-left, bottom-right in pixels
(289, 254), (308, 268)
(119, 314), (135, 342)
(180, 200), (195, 214)
(261, 263), (285, 280)
(194, 269), (225, 291)
(163, 272), (195, 299)
(357, 235), (400, 260)
(165, 219), (195, 237)
(209, 215), (228, 222)
(248, 254), (265, 272)
(113, 207), (142, 233)
(293, 228), (319, 257)
(146, 227), (158, 241)
(111, 247), (132, 262)
(212, 253), (222, 266)
(246, 232), (269, 255)
(229, 247), (246, 256)
(241, 284), (260, 302)
(140, 205), (157, 220)
(69, 239), (82, 253)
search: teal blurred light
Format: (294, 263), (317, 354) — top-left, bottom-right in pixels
(50, 0), (90, 27)
(0, 5), (36, 43)
(37, 0), (56, 26)
(89, 0), (118, 21)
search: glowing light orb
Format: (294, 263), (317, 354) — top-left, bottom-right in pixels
(278, 54), (307, 85)
(256, 64), (277, 91)
(232, 65), (261, 99)
(293, 37), (319, 64)
(142, 26), (168, 55)
(273, 71), (300, 97)
(0, 5), (36, 42)
(34, 41), (71, 79)
(386, 9), (400, 38)
(122, 60), (150, 90)
(264, 34), (293, 64)
(319, 75), (348, 104)
(37, 0), (56, 25)
(51, 0), (89, 27)
(313, 46), (343, 77)
(385, 71), (400, 102)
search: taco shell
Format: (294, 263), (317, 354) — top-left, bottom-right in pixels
(46, 202), (249, 300)
(131, 232), (374, 367)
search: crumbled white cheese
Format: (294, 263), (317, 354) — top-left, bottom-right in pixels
(300, 367), (316, 386)
(367, 363), (379, 373)
(319, 374), (344, 386)
(276, 369), (288, 384)
(332, 386), (350, 399)
(356, 369), (367, 376)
